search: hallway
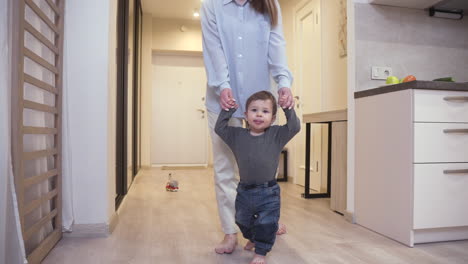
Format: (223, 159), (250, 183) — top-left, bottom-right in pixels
(42, 168), (468, 264)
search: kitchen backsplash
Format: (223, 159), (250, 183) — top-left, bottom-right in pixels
(355, 3), (468, 91)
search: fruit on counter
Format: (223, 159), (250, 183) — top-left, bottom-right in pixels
(433, 77), (455, 82)
(402, 75), (416, 83)
(386, 76), (400, 84)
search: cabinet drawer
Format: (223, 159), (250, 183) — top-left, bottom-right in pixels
(414, 123), (468, 163)
(413, 163), (468, 229)
(414, 89), (468, 123)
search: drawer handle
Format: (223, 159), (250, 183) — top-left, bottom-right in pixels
(444, 169), (468, 174)
(443, 96), (468, 102)
(443, 129), (468, 134)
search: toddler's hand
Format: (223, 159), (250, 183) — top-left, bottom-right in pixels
(278, 87), (294, 109)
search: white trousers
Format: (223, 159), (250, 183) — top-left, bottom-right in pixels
(208, 110), (243, 234)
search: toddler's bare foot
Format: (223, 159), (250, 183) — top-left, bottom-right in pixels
(250, 254), (266, 264)
(215, 233), (237, 254)
(276, 223), (287, 235)
(244, 241), (255, 250)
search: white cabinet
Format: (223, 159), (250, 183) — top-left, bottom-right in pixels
(355, 88), (468, 247)
(369, 0), (441, 9)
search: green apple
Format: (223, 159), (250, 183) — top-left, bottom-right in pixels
(386, 76), (400, 84)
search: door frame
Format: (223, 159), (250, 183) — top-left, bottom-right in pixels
(293, 0), (324, 189)
(150, 50), (209, 167)
(116, 0), (142, 208)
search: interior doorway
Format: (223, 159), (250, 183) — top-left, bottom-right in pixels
(293, 0), (324, 192)
(116, 0), (143, 208)
(151, 53), (208, 167)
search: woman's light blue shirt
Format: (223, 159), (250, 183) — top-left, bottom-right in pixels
(201, 0), (293, 118)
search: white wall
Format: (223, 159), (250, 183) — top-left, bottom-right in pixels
(152, 17), (202, 52)
(141, 13), (153, 167)
(65, 0), (116, 226)
(321, 0), (348, 111)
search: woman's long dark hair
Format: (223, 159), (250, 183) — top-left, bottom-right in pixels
(251, 0), (278, 27)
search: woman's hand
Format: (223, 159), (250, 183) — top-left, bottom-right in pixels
(220, 88), (238, 110)
(278, 87), (294, 109)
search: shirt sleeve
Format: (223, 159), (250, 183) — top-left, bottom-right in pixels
(268, 0), (293, 90)
(278, 108), (301, 145)
(201, 0), (231, 95)
(214, 108), (238, 147)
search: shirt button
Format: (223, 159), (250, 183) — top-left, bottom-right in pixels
(238, 36), (243, 40)
(238, 54), (243, 58)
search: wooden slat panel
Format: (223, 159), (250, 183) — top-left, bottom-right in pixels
(23, 126), (58, 134)
(24, 100), (57, 114)
(23, 148), (58, 160)
(13, 0), (64, 263)
(24, 47), (59, 74)
(24, 169), (58, 188)
(45, 0), (60, 15)
(25, 0), (59, 34)
(24, 21), (59, 54)
(23, 209), (58, 241)
(24, 73), (58, 94)
(27, 229), (61, 264)
(53, 0), (65, 248)
(23, 189), (58, 215)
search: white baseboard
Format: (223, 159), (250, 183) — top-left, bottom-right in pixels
(344, 210), (355, 224)
(63, 223), (110, 238)
(414, 226), (468, 244)
(63, 213), (119, 238)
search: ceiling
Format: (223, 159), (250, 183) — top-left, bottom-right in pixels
(141, 0), (204, 20)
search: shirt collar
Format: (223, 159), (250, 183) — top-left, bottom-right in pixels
(223, 0), (250, 6)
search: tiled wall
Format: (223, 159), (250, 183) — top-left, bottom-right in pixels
(355, 3), (468, 91)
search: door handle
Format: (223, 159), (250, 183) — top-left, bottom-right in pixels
(294, 96), (301, 109)
(443, 129), (468, 134)
(444, 169), (468, 174)
(443, 96), (468, 102)
(196, 109), (205, 113)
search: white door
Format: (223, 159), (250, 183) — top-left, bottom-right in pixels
(151, 54), (208, 166)
(294, 0), (323, 191)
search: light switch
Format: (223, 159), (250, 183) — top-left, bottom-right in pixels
(371, 66), (393, 80)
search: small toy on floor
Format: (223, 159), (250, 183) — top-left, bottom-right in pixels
(165, 173), (179, 192)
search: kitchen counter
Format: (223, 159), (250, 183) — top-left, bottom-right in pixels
(355, 84), (468, 247)
(354, 81), (468, 99)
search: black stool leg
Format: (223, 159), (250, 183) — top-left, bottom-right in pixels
(277, 150), (288, 182)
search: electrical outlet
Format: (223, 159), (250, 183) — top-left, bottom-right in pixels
(371, 66), (393, 80)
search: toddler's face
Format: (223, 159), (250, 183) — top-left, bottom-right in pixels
(245, 99), (275, 135)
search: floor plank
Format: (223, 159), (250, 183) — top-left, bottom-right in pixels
(42, 168), (468, 264)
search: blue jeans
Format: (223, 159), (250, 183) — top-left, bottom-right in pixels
(235, 181), (281, 256)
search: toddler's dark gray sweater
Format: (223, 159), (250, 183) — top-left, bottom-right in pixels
(215, 107), (300, 184)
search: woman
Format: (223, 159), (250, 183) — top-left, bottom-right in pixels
(201, 0), (294, 257)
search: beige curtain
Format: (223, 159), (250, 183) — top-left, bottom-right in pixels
(1, 0), (28, 263)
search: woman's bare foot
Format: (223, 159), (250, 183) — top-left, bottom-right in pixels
(244, 241), (255, 250)
(250, 254), (266, 264)
(215, 233), (238, 254)
(276, 223), (287, 235)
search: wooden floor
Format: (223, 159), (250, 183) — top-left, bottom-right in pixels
(43, 168), (468, 264)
